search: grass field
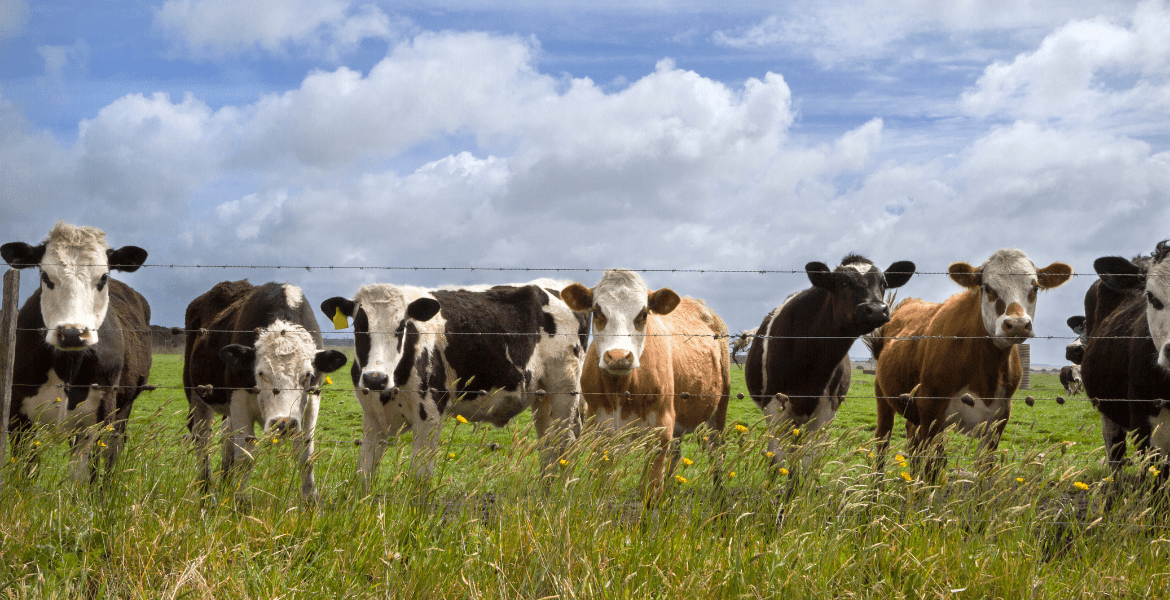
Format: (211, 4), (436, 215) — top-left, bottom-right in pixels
(2, 354), (1169, 598)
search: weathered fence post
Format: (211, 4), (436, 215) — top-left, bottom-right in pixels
(1018, 343), (1031, 390)
(0, 269), (20, 486)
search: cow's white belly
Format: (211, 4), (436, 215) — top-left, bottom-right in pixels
(1150, 409), (1170, 454)
(21, 371), (103, 429)
(944, 388), (1009, 435)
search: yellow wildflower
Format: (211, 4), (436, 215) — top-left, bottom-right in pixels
(456, 415), (468, 424)
(559, 459), (568, 467)
(97, 441), (106, 448)
(325, 376), (333, 385)
(765, 451), (775, 459)
(867, 453), (875, 458)
(792, 428), (801, 437)
(675, 475), (688, 484)
(682, 457), (693, 466)
(895, 454), (907, 465)
(729, 471), (736, 478)
(735, 424), (748, 434)
(1016, 477), (1024, 483)
(779, 467), (789, 476)
(448, 453), (456, 459)
(1149, 466), (1161, 476)
(900, 471), (911, 482)
(1073, 481), (1089, 490)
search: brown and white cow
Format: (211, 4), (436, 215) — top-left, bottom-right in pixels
(562, 270), (730, 496)
(870, 248), (1072, 477)
(1, 222), (152, 482)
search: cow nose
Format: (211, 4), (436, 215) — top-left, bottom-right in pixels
(1001, 317), (1033, 338)
(1066, 343), (1084, 365)
(268, 418), (301, 435)
(57, 326), (86, 348)
(362, 371), (390, 391)
(857, 302), (889, 323)
(602, 349), (635, 371)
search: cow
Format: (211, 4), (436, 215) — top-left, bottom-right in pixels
(1, 221), (151, 482)
(184, 280), (347, 502)
(729, 328), (756, 366)
(1081, 241), (1170, 475)
(1059, 365), (1083, 397)
(744, 254), (915, 467)
(561, 269), (730, 498)
(320, 279), (587, 491)
(1065, 316), (1087, 364)
(870, 248), (1073, 478)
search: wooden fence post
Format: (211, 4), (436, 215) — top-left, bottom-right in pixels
(0, 269), (20, 485)
(1019, 343), (1031, 390)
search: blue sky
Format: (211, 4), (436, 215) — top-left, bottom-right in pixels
(2, 0), (1169, 365)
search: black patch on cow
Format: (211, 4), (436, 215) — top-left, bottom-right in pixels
(543, 287), (561, 300)
(542, 312), (557, 337)
(353, 307), (370, 368)
(393, 321), (420, 392)
(573, 344), (581, 357)
(418, 403), (428, 422)
(430, 349), (450, 414)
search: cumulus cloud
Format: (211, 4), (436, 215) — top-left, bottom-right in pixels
(961, 0), (1170, 126)
(154, 0), (403, 59)
(0, 0), (28, 38)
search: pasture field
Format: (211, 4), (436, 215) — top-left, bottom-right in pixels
(2, 353), (1169, 598)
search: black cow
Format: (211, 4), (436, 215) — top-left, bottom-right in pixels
(1, 222), (151, 482)
(1082, 242), (1170, 474)
(321, 278), (588, 490)
(744, 254), (914, 464)
(1065, 315), (1087, 364)
(184, 280), (347, 502)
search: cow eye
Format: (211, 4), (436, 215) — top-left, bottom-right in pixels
(97, 273), (109, 291)
(40, 272), (55, 290)
(592, 307), (608, 329)
(1149, 291), (1165, 311)
(982, 285), (998, 302)
(634, 310), (647, 329)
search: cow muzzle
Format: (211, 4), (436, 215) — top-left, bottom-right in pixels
(266, 418), (301, 435)
(53, 325), (93, 349)
(601, 349), (636, 374)
(854, 302), (890, 328)
(1066, 341), (1085, 365)
(998, 316), (1033, 342)
(361, 370), (391, 392)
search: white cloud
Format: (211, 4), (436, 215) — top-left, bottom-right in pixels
(0, 0), (28, 38)
(961, 0), (1170, 126)
(154, 0), (402, 58)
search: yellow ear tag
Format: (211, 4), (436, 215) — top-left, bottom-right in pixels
(332, 307), (349, 330)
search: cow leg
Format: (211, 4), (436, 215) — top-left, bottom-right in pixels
(1102, 414), (1129, 475)
(873, 381), (895, 466)
(188, 398), (216, 494)
(225, 392), (256, 498)
(760, 396), (790, 469)
(644, 422), (673, 504)
(911, 395), (949, 482)
(297, 396), (319, 504)
(409, 393), (442, 479)
(356, 407), (390, 495)
(532, 380), (581, 475)
(102, 401), (133, 478)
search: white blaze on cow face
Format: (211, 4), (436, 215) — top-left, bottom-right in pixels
(949, 249), (1073, 350)
(1147, 255), (1170, 372)
(562, 269), (680, 376)
(249, 320), (322, 434)
(349, 284), (441, 392)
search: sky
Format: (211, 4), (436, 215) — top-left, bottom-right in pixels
(1, 0), (1169, 366)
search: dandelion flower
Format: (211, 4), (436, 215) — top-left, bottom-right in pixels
(729, 471), (736, 478)
(682, 457), (693, 466)
(675, 475), (688, 484)
(901, 471), (912, 482)
(867, 453), (875, 458)
(792, 428), (801, 436)
(1073, 481), (1089, 490)
(1016, 477), (1024, 483)
(779, 468), (790, 476)
(97, 441), (106, 448)
(456, 415), (468, 424)
(602, 455), (609, 462)
(735, 424), (748, 434)
(325, 376), (333, 385)
(895, 454), (907, 464)
(559, 459), (568, 466)
(765, 451), (775, 459)
(448, 453), (456, 459)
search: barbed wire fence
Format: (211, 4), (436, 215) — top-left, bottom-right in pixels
(0, 262), (1154, 481)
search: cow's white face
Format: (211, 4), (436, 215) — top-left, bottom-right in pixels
(561, 270), (680, 376)
(0, 222), (147, 350)
(1147, 256), (1170, 372)
(949, 249), (1073, 349)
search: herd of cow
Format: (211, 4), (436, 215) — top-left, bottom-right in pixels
(3, 222), (1170, 502)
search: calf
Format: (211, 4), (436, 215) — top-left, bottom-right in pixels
(871, 248), (1072, 477)
(745, 254), (914, 464)
(1059, 365), (1083, 397)
(561, 270), (730, 497)
(1081, 242), (1170, 473)
(1, 222), (151, 482)
(184, 280), (347, 502)
(320, 279), (587, 489)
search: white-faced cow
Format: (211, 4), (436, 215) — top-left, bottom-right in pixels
(1065, 315), (1087, 365)
(1059, 365), (1083, 397)
(1081, 242), (1170, 474)
(320, 279), (587, 490)
(871, 248), (1072, 478)
(561, 270), (730, 497)
(184, 280), (347, 502)
(744, 255), (915, 465)
(1, 222), (151, 482)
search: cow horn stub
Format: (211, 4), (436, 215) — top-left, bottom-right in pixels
(960, 393), (976, 407)
(1025, 396), (1035, 407)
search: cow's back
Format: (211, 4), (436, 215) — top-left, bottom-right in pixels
(873, 297), (943, 397)
(183, 280), (256, 407)
(657, 297), (730, 430)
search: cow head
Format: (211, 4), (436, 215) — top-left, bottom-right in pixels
(948, 248), (1073, 349)
(219, 319), (347, 435)
(805, 254), (916, 337)
(321, 285), (441, 398)
(1065, 315), (1086, 365)
(1, 221), (147, 350)
(562, 269), (680, 376)
(1095, 240), (1170, 373)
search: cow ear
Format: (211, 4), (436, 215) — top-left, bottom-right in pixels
(1067, 315), (1085, 335)
(806, 262), (834, 289)
(406, 297), (441, 322)
(313, 349), (348, 373)
(1094, 256), (1143, 291)
(321, 297), (355, 329)
(561, 283), (594, 312)
(1, 242), (45, 269)
(107, 246), (148, 272)
(883, 261), (916, 289)
(648, 288), (681, 315)
(219, 344), (256, 371)
(1036, 261), (1073, 289)
(948, 262), (981, 288)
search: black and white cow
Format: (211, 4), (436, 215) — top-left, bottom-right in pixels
(744, 254), (915, 462)
(321, 279), (588, 490)
(1, 222), (151, 482)
(1059, 365), (1083, 397)
(1065, 315), (1087, 365)
(1082, 242), (1170, 474)
(184, 280), (347, 502)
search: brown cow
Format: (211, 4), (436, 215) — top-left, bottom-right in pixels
(870, 248), (1072, 478)
(562, 269), (730, 497)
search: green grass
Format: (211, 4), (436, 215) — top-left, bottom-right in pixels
(1, 354), (1167, 599)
